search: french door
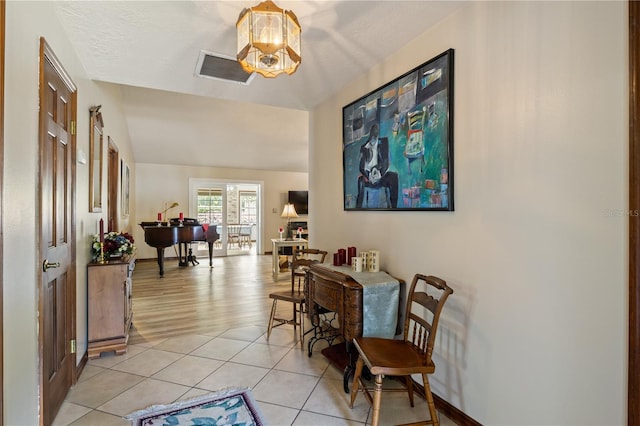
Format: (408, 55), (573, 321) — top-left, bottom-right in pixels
(189, 179), (262, 257)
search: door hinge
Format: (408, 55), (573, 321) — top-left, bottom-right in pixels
(70, 339), (76, 354)
(70, 121), (76, 136)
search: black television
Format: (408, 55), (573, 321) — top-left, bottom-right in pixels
(288, 190), (308, 215)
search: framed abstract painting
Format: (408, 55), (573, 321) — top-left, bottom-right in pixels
(342, 49), (454, 211)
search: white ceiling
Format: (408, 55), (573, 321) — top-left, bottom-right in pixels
(53, 1), (464, 172)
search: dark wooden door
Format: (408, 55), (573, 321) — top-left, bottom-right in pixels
(39, 38), (77, 426)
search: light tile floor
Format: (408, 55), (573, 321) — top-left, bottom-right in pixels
(53, 325), (456, 426)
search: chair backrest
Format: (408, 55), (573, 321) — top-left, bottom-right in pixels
(291, 248), (328, 291)
(403, 274), (453, 364)
(227, 224), (241, 237)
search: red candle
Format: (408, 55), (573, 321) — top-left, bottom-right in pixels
(179, 212), (184, 221)
(333, 252), (341, 266)
(338, 248), (346, 265)
(99, 218), (104, 242)
(157, 212), (162, 221)
(347, 247), (356, 265)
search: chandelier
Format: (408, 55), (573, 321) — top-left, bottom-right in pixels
(236, 0), (301, 78)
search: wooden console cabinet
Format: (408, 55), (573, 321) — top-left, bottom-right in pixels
(87, 258), (134, 359)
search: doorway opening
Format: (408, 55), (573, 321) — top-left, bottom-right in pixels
(189, 179), (263, 257)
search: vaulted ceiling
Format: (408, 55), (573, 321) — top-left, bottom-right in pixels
(53, 1), (464, 172)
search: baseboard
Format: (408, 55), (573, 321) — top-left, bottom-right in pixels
(74, 351), (88, 384)
(433, 392), (482, 426)
(408, 378), (482, 426)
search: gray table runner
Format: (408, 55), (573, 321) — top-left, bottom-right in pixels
(321, 264), (399, 338)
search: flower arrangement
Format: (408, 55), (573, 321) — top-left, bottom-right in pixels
(92, 231), (135, 261)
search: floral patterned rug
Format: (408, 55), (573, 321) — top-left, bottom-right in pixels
(125, 387), (265, 426)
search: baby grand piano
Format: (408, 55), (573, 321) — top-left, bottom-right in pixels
(140, 219), (220, 277)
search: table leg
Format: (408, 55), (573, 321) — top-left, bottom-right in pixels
(272, 243), (278, 280)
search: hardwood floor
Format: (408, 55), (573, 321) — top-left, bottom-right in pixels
(129, 254), (290, 345)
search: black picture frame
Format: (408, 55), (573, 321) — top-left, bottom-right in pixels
(342, 49), (454, 211)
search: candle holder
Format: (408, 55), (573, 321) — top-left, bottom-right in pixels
(98, 242), (106, 264)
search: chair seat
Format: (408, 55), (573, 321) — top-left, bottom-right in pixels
(269, 289), (305, 304)
(292, 266), (309, 276)
(354, 337), (435, 377)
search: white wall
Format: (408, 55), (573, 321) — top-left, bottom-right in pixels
(75, 82), (136, 365)
(4, 2), (136, 424)
(310, 1), (626, 424)
(133, 163), (307, 259)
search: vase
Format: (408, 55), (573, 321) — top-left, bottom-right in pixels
(108, 252), (123, 261)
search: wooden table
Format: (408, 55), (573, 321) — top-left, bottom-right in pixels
(271, 238), (308, 280)
(306, 264), (401, 392)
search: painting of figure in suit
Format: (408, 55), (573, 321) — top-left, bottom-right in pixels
(342, 49), (454, 211)
(356, 124), (399, 208)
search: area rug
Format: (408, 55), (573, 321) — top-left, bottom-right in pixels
(125, 387), (266, 426)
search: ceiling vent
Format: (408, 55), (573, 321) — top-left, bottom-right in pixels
(195, 51), (255, 85)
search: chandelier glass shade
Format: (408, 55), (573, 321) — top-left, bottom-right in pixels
(236, 0), (301, 78)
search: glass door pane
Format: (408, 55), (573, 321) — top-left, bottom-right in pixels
(196, 186), (227, 257)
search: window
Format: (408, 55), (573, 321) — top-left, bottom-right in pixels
(197, 188), (223, 224)
(239, 191), (257, 224)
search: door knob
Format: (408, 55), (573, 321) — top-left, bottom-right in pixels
(43, 260), (61, 271)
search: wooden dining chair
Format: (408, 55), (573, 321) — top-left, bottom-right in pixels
(266, 248), (327, 349)
(227, 224), (241, 249)
(349, 274), (453, 426)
